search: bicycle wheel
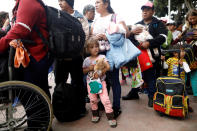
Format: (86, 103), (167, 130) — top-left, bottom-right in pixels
(0, 81), (53, 131)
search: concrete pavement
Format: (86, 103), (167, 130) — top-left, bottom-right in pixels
(50, 76), (197, 131)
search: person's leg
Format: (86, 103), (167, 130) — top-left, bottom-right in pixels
(54, 59), (69, 86)
(99, 81), (113, 113)
(23, 55), (50, 97)
(99, 81), (117, 127)
(110, 68), (122, 118)
(87, 83), (99, 111)
(122, 88), (139, 100)
(22, 55), (50, 129)
(87, 83), (100, 122)
(122, 65), (142, 100)
(142, 67), (156, 107)
(70, 56), (86, 114)
(191, 70), (197, 102)
(120, 67), (127, 85)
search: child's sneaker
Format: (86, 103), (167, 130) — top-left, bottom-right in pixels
(108, 119), (117, 128)
(106, 112), (117, 128)
(91, 116), (100, 123)
(91, 110), (100, 123)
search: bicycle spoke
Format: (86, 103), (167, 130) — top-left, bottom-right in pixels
(0, 81), (52, 131)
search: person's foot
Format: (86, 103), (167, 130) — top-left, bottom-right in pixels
(188, 106), (194, 113)
(120, 80), (127, 85)
(148, 98), (153, 107)
(122, 93), (139, 100)
(108, 120), (117, 128)
(113, 108), (122, 119)
(91, 116), (100, 123)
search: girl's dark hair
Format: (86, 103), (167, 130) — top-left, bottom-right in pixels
(102, 0), (114, 14)
(0, 11), (9, 27)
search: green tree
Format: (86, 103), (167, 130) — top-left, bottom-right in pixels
(153, 0), (197, 25)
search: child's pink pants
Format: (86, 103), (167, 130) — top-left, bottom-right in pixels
(87, 81), (113, 113)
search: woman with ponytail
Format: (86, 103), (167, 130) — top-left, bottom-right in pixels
(90, 0), (129, 119)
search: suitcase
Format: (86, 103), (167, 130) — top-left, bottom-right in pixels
(153, 76), (189, 118)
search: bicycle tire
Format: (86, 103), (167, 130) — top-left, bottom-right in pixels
(0, 81), (53, 131)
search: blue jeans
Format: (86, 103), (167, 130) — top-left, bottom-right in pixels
(142, 67), (156, 99)
(110, 68), (121, 110)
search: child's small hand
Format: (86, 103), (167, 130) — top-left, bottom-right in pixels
(88, 65), (94, 71)
(93, 72), (99, 79)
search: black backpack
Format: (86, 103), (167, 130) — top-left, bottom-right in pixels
(37, 0), (85, 59)
(52, 82), (82, 122)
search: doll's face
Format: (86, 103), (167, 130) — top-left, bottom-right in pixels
(188, 15), (197, 25)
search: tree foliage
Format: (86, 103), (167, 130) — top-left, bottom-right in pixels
(153, 0), (197, 25)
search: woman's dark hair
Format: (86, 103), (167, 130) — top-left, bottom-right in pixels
(102, 0), (114, 14)
(0, 11), (9, 27)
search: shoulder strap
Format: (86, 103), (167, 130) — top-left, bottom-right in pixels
(111, 14), (116, 23)
(34, 0), (49, 46)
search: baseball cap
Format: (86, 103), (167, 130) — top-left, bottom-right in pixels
(141, 1), (154, 10)
(166, 22), (176, 26)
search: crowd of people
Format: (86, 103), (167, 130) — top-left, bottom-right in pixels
(0, 0), (196, 130)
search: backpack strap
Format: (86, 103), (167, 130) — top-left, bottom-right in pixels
(34, 0), (50, 46)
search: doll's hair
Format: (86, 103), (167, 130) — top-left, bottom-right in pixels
(85, 36), (99, 54)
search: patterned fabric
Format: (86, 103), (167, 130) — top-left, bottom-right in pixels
(166, 57), (186, 80)
(82, 55), (107, 83)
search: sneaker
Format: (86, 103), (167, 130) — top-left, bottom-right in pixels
(91, 116), (100, 123)
(120, 80), (127, 85)
(122, 93), (139, 100)
(108, 120), (117, 128)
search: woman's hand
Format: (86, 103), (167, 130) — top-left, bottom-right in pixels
(140, 41), (150, 49)
(96, 33), (107, 41)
